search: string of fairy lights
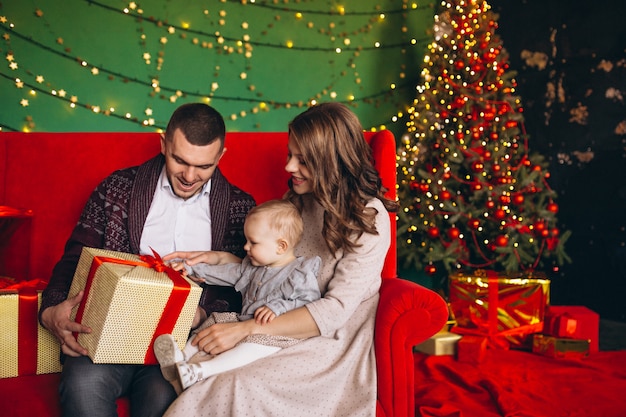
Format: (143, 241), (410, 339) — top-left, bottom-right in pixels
(0, 0), (435, 132)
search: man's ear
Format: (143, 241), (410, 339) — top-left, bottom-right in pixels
(160, 133), (167, 155)
(276, 239), (289, 254)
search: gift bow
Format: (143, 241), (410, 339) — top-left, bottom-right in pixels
(74, 248), (191, 364)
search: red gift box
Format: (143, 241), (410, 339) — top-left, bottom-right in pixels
(449, 270), (550, 349)
(0, 277), (62, 378)
(543, 306), (599, 353)
(457, 335), (488, 364)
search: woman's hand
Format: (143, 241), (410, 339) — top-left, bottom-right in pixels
(163, 250), (241, 266)
(40, 291), (91, 357)
(191, 320), (256, 355)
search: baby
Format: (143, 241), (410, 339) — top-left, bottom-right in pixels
(154, 199), (321, 393)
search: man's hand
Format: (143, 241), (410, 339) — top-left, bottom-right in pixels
(40, 291), (91, 357)
(254, 306), (276, 325)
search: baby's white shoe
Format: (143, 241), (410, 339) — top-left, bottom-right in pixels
(176, 362), (205, 390)
(153, 334), (185, 394)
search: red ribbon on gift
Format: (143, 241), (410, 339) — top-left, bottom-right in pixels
(73, 248), (191, 364)
(1, 277), (48, 375)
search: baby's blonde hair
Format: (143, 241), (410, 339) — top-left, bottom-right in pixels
(246, 199), (304, 247)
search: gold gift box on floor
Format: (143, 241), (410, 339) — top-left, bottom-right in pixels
(414, 331), (462, 356)
(0, 280), (62, 378)
(449, 270), (550, 348)
(532, 334), (590, 359)
(69, 247), (202, 364)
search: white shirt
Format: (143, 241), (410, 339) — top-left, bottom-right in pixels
(140, 167), (212, 256)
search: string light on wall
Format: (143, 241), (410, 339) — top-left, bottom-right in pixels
(0, 1), (435, 132)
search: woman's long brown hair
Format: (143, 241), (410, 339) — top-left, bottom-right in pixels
(286, 102), (398, 254)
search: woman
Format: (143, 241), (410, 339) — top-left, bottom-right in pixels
(163, 102), (398, 416)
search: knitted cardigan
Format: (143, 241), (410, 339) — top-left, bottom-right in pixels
(40, 154), (256, 318)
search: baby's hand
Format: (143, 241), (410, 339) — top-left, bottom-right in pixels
(168, 260), (193, 279)
(168, 260), (186, 272)
(254, 306), (276, 325)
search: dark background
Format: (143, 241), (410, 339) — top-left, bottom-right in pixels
(489, 0), (626, 321)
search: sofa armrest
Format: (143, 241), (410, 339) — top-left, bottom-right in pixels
(375, 278), (448, 417)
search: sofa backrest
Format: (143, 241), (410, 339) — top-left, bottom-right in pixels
(0, 130), (397, 282)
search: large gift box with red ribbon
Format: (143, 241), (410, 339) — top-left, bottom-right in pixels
(0, 278), (63, 378)
(69, 247), (202, 364)
(449, 270), (550, 349)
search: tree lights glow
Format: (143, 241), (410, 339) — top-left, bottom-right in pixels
(396, 0), (570, 279)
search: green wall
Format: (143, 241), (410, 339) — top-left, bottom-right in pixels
(0, 0), (434, 134)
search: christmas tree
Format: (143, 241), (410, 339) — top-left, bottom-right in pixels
(396, 0), (570, 281)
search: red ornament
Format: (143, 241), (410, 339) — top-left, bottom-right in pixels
(427, 226), (440, 239)
(534, 221), (546, 232)
(495, 235), (509, 247)
(547, 203), (559, 213)
(468, 218), (480, 229)
(550, 227), (559, 237)
(425, 264), (437, 275)
(492, 164), (501, 173)
(494, 208), (506, 219)
(448, 227), (461, 240)
(486, 200), (495, 209)
(471, 161), (484, 172)
(490, 132), (499, 141)
(440, 190), (452, 200)
(512, 194), (525, 205)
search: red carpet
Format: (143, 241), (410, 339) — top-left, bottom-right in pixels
(414, 349), (626, 417)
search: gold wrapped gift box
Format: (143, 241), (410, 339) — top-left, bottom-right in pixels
(69, 247), (202, 364)
(0, 279), (62, 378)
(532, 334), (590, 359)
(414, 331), (462, 356)
(449, 270), (550, 349)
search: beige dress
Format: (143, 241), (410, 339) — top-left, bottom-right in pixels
(163, 195), (390, 417)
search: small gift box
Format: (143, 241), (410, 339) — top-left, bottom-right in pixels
(69, 247), (202, 364)
(0, 206), (34, 280)
(532, 334), (590, 359)
(414, 331), (462, 356)
(543, 306), (599, 353)
(449, 270), (550, 349)
(457, 335), (488, 364)
(0, 278), (62, 378)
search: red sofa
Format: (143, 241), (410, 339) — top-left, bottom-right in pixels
(0, 130), (448, 417)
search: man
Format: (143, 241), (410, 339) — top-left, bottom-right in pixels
(39, 103), (256, 417)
